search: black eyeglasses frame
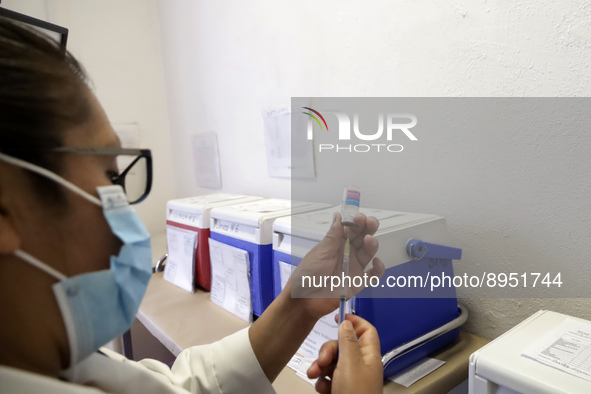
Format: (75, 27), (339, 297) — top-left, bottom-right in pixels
(50, 146), (153, 204)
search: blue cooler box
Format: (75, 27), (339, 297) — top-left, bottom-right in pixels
(209, 199), (330, 317)
(272, 206), (465, 378)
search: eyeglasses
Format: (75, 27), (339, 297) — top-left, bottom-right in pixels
(51, 146), (153, 204)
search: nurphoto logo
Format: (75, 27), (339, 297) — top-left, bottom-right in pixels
(302, 107), (418, 153)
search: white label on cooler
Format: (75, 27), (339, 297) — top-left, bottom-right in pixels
(213, 219), (257, 238)
(168, 210), (203, 225)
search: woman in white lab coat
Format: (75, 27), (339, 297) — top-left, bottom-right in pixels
(0, 17), (385, 394)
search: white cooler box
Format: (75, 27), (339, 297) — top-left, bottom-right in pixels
(165, 194), (262, 292)
(469, 310), (591, 394)
(209, 199), (330, 317)
(273, 206), (466, 378)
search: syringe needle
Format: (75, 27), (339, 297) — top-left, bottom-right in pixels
(339, 185), (360, 325)
(339, 232), (351, 325)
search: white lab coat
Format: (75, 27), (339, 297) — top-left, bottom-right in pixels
(0, 327), (276, 394)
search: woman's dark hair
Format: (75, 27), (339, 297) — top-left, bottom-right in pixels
(0, 16), (91, 202)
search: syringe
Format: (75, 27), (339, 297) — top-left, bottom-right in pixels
(339, 186), (360, 325)
(339, 233), (351, 324)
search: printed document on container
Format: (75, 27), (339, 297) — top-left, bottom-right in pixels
(208, 238), (252, 322)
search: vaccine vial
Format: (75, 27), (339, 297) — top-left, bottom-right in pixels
(341, 185), (361, 226)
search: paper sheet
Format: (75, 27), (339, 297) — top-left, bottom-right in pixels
(263, 107), (316, 180)
(298, 310), (340, 359)
(208, 238), (252, 323)
(192, 133), (222, 189)
(522, 318), (591, 382)
(163, 226), (197, 293)
(387, 357), (446, 387)
(287, 355), (318, 386)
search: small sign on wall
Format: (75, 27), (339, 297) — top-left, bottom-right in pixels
(192, 133), (222, 189)
(112, 123), (141, 173)
(262, 107), (315, 179)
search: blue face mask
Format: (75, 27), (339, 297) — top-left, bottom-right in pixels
(0, 152), (152, 366)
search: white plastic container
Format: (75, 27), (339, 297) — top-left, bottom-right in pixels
(209, 198), (330, 316)
(469, 310), (591, 394)
(165, 194), (262, 292)
(273, 206), (462, 377)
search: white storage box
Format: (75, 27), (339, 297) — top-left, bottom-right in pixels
(273, 206), (463, 377)
(469, 310), (591, 394)
(165, 194), (262, 292)
(209, 199), (330, 316)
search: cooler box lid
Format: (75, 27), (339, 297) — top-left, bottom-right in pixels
(166, 194), (262, 228)
(210, 199), (331, 244)
(273, 206), (450, 269)
(273, 206), (440, 240)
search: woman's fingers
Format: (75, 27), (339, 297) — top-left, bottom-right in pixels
(317, 340), (338, 367)
(365, 257), (385, 280)
(333, 314), (378, 338)
(348, 214), (379, 248)
(323, 212), (345, 242)
(345, 315), (381, 355)
(314, 375), (332, 394)
(354, 234), (379, 269)
(309, 342), (337, 393)
(331, 315), (383, 394)
(337, 319), (362, 369)
(309, 360), (336, 386)
(307, 360), (333, 379)
(308, 339), (338, 379)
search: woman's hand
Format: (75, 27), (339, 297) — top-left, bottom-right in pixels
(307, 314), (383, 394)
(287, 211), (385, 320)
(249, 211), (384, 383)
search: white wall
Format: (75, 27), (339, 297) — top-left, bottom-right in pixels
(2, 0), (175, 236)
(156, 0), (591, 340)
(4, 0), (590, 341)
